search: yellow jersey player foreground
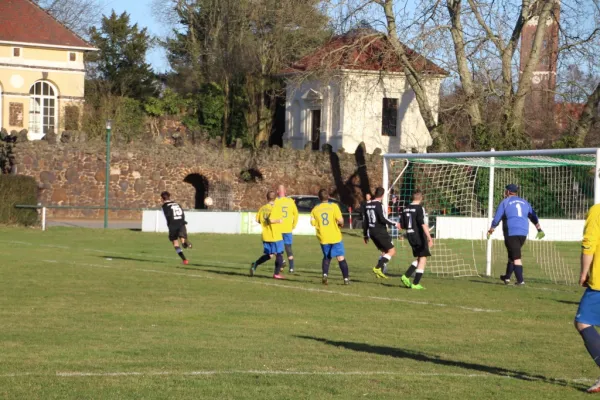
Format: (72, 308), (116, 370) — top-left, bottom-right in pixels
(575, 204), (600, 393)
(310, 189), (350, 285)
(275, 185), (299, 273)
(250, 191), (286, 279)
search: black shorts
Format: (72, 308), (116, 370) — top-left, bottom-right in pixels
(411, 245), (431, 258)
(370, 230), (394, 253)
(168, 224), (188, 242)
(504, 235), (526, 261)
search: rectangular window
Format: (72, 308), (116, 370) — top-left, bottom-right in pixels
(69, 52), (77, 62)
(382, 98), (398, 136)
(13, 47), (21, 57)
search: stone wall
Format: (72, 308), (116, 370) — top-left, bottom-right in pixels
(10, 141), (383, 219)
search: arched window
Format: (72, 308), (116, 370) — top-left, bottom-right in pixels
(29, 81), (57, 137)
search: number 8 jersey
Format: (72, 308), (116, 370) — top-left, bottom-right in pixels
(491, 196), (539, 237)
(311, 202), (343, 244)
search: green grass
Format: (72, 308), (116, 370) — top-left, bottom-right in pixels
(0, 227), (593, 399)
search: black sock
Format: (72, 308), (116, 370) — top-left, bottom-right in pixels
(254, 254), (271, 268)
(581, 326), (600, 367)
(289, 258), (295, 270)
(322, 258), (331, 276)
(339, 259), (349, 279)
(377, 255), (390, 269)
(404, 264), (417, 278)
(274, 253), (283, 275)
(514, 265), (524, 283)
(504, 262), (515, 279)
(175, 247), (186, 261)
(413, 269), (424, 285)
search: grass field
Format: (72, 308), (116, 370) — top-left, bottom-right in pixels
(0, 227), (595, 399)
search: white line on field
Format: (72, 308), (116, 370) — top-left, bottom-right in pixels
(0, 369), (593, 383)
(42, 259), (498, 313)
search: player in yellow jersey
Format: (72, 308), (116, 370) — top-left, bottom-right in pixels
(275, 185), (299, 273)
(575, 203), (600, 393)
(250, 191), (286, 279)
(310, 189), (350, 285)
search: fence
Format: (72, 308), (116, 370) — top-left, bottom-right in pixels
(14, 205), (364, 232)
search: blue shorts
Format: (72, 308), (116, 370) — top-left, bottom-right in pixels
(263, 241), (284, 255)
(321, 242), (345, 258)
(282, 233), (293, 245)
(575, 288), (600, 326)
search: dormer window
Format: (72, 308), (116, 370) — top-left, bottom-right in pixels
(13, 47), (22, 57)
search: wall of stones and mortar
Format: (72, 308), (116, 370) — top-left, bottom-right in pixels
(10, 141), (383, 219)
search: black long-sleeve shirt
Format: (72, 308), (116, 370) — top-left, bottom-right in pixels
(162, 201), (186, 228)
(363, 200), (397, 238)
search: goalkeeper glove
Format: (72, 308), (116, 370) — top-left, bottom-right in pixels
(536, 229), (545, 240)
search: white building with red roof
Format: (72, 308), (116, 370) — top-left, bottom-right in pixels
(282, 29), (447, 154)
(0, 0), (96, 139)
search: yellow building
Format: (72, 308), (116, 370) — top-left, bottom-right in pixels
(0, 0), (96, 140)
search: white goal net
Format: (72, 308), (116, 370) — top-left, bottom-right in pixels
(384, 149), (599, 285)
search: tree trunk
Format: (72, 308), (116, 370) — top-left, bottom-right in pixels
(572, 83), (600, 146)
(222, 76), (230, 147)
(507, 0), (555, 138)
(447, 0), (485, 146)
(380, 0), (446, 151)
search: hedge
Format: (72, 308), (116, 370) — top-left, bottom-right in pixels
(0, 175), (38, 226)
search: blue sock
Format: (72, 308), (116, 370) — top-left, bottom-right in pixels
(322, 258), (331, 275)
(289, 258), (295, 270)
(274, 254), (283, 275)
(514, 265), (524, 283)
(339, 260), (349, 279)
(580, 326), (600, 367)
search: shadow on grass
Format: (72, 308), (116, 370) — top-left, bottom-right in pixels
(96, 255), (166, 264)
(295, 336), (583, 389)
(555, 299), (580, 306)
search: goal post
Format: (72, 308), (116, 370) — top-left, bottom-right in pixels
(383, 148), (600, 285)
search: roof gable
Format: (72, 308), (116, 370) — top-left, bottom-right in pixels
(0, 0), (95, 49)
(282, 29), (448, 76)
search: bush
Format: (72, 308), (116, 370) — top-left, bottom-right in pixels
(0, 175), (38, 226)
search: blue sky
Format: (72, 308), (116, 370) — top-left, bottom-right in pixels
(102, 0), (170, 72)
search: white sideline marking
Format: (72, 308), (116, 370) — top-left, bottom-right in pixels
(41, 259), (499, 313)
(0, 369), (593, 383)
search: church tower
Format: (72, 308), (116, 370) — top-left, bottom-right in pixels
(520, 1), (560, 141)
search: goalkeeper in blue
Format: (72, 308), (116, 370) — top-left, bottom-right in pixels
(487, 184), (544, 285)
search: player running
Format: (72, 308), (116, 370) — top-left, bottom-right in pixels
(311, 189), (350, 285)
(400, 190), (433, 290)
(161, 191), (191, 265)
(250, 190), (285, 279)
(275, 185), (298, 273)
(363, 187), (401, 279)
(575, 203), (600, 393)
(487, 184), (544, 285)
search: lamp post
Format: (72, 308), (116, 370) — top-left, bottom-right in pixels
(104, 119), (112, 229)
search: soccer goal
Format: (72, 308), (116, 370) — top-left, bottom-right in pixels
(383, 148), (600, 285)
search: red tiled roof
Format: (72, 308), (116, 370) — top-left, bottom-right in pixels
(281, 29), (448, 76)
(0, 0), (94, 49)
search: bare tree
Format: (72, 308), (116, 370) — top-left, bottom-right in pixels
(34, 0), (105, 38)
